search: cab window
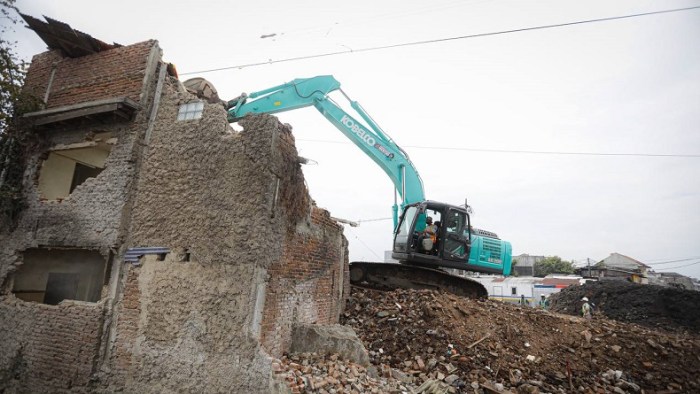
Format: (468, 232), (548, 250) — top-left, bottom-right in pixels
(396, 206), (418, 237)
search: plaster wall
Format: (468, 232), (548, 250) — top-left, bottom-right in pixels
(0, 40), (161, 393)
(1, 33), (348, 393)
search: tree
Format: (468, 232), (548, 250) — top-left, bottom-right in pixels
(0, 0), (28, 133)
(0, 0), (41, 229)
(510, 258), (519, 277)
(534, 256), (575, 277)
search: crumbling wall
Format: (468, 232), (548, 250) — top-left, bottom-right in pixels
(1, 28), (348, 393)
(0, 40), (161, 392)
(103, 81), (347, 392)
(0, 299), (104, 393)
(23, 40), (157, 109)
(107, 255), (275, 393)
(261, 208), (348, 356)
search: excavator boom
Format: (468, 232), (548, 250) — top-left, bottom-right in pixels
(226, 75), (512, 298)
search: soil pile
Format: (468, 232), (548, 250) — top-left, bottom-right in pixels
(548, 281), (700, 333)
(336, 287), (700, 393)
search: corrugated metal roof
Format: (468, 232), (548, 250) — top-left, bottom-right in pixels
(20, 14), (120, 58)
(124, 247), (170, 265)
(541, 277), (579, 286)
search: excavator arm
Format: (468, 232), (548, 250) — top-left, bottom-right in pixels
(228, 75), (424, 227)
(224, 75), (512, 297)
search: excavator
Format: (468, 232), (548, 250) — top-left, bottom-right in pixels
(226, 75), (512, 298)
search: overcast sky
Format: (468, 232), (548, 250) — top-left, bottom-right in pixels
(6, 0), (700, 278)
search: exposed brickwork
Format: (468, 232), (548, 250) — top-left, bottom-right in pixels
(23, 40), (156, 109)
(0, 299), (103, 392)
(108, 265), (140, 386)
(0, 38), (159, 392)
(261, 207), (348, 357)
(1, 29), (349, 393)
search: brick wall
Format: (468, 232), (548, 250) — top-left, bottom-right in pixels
(260, 207), (348, 356)
(108, 265), (141, 386)
(23, 40), (157, 109)
(1, 28), (350, 391)
(0, 299), (103, 392)
(0, 38), (158, 392)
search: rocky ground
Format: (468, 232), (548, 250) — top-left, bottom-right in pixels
(275, 287), (700, 393)
(548, 281), (700, 333)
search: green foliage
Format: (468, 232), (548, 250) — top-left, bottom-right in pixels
(534, 256), (575, 277)
(1, 0), (25, 133)
(0, 0), (41, 230)
(510, 259), (519, 277)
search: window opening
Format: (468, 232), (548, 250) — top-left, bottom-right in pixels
(12, 248), (108, 304)
(38, 133), (114, 200)
(44, 273), (80, 305)
(177, 101), (204, 120)
(511, 287), (517, 295)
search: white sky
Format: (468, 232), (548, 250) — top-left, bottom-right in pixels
(6, 0), (700, 278)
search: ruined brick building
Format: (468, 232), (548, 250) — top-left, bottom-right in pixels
(0, 16), (349, 393)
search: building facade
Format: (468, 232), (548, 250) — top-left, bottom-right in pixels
(0, 17), (348, 393)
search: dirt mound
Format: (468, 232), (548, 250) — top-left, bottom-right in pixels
(548, 281), (700, 333)
(339, 287), (700, 393)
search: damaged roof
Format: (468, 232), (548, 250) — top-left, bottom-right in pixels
(20, 14), (121, 58)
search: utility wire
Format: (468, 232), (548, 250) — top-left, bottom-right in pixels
(345, 226), (382, 260)
(296, 138), (700, 158)
(655, 260), (700, 271)
(645, 257), (700, 265)
(180, 6), (700, 76)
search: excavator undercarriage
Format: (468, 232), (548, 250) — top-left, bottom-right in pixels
(349, 262), (488, 299)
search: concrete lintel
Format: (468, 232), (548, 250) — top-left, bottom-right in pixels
(49, 141), (98, 151)
(23, 97), (141, 127)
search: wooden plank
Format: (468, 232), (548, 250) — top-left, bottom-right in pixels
(24, 97), (140, 118)
(33, 103), (119, 126)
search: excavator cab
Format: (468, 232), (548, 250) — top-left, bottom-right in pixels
(393, 201), (511, 275)
(392, 201), (471, 268)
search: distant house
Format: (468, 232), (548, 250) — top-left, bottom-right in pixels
(469, 274), (582, 306)
(512, 254), (544, 276)
(648, 271), (695, 290)
(578, 252), (649, 284)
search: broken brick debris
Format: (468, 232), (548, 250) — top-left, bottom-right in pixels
(336, 287), (700, 393)
(273, 352), (414, 394)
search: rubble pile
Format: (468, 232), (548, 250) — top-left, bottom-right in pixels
(549, 281), (700, 333)
(337, 288), (700, 393)
(272, 352), (415, 394)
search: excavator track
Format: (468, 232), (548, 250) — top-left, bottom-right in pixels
(349, 262), (488, 299)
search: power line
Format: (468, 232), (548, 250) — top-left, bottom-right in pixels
(646, 257), (700, 266)
(267, 0), (483, 39)
(345, 227), (382, 260)
(655, 260), (700, 271)
(180, 6), (700, 76)
(296, 138), (700, 158)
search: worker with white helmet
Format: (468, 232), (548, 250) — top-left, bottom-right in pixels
(581, 297), (592, 320)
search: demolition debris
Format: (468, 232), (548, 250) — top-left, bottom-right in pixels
(273, 287), (700, 393)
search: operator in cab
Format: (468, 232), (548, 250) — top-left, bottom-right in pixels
(424, 217), (438, 243)
(420, 216), (439, 254)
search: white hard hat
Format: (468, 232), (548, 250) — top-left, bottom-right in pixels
(581, 297), (589, 302)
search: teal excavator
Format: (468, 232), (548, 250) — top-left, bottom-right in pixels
(226, 75), (511, 298)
